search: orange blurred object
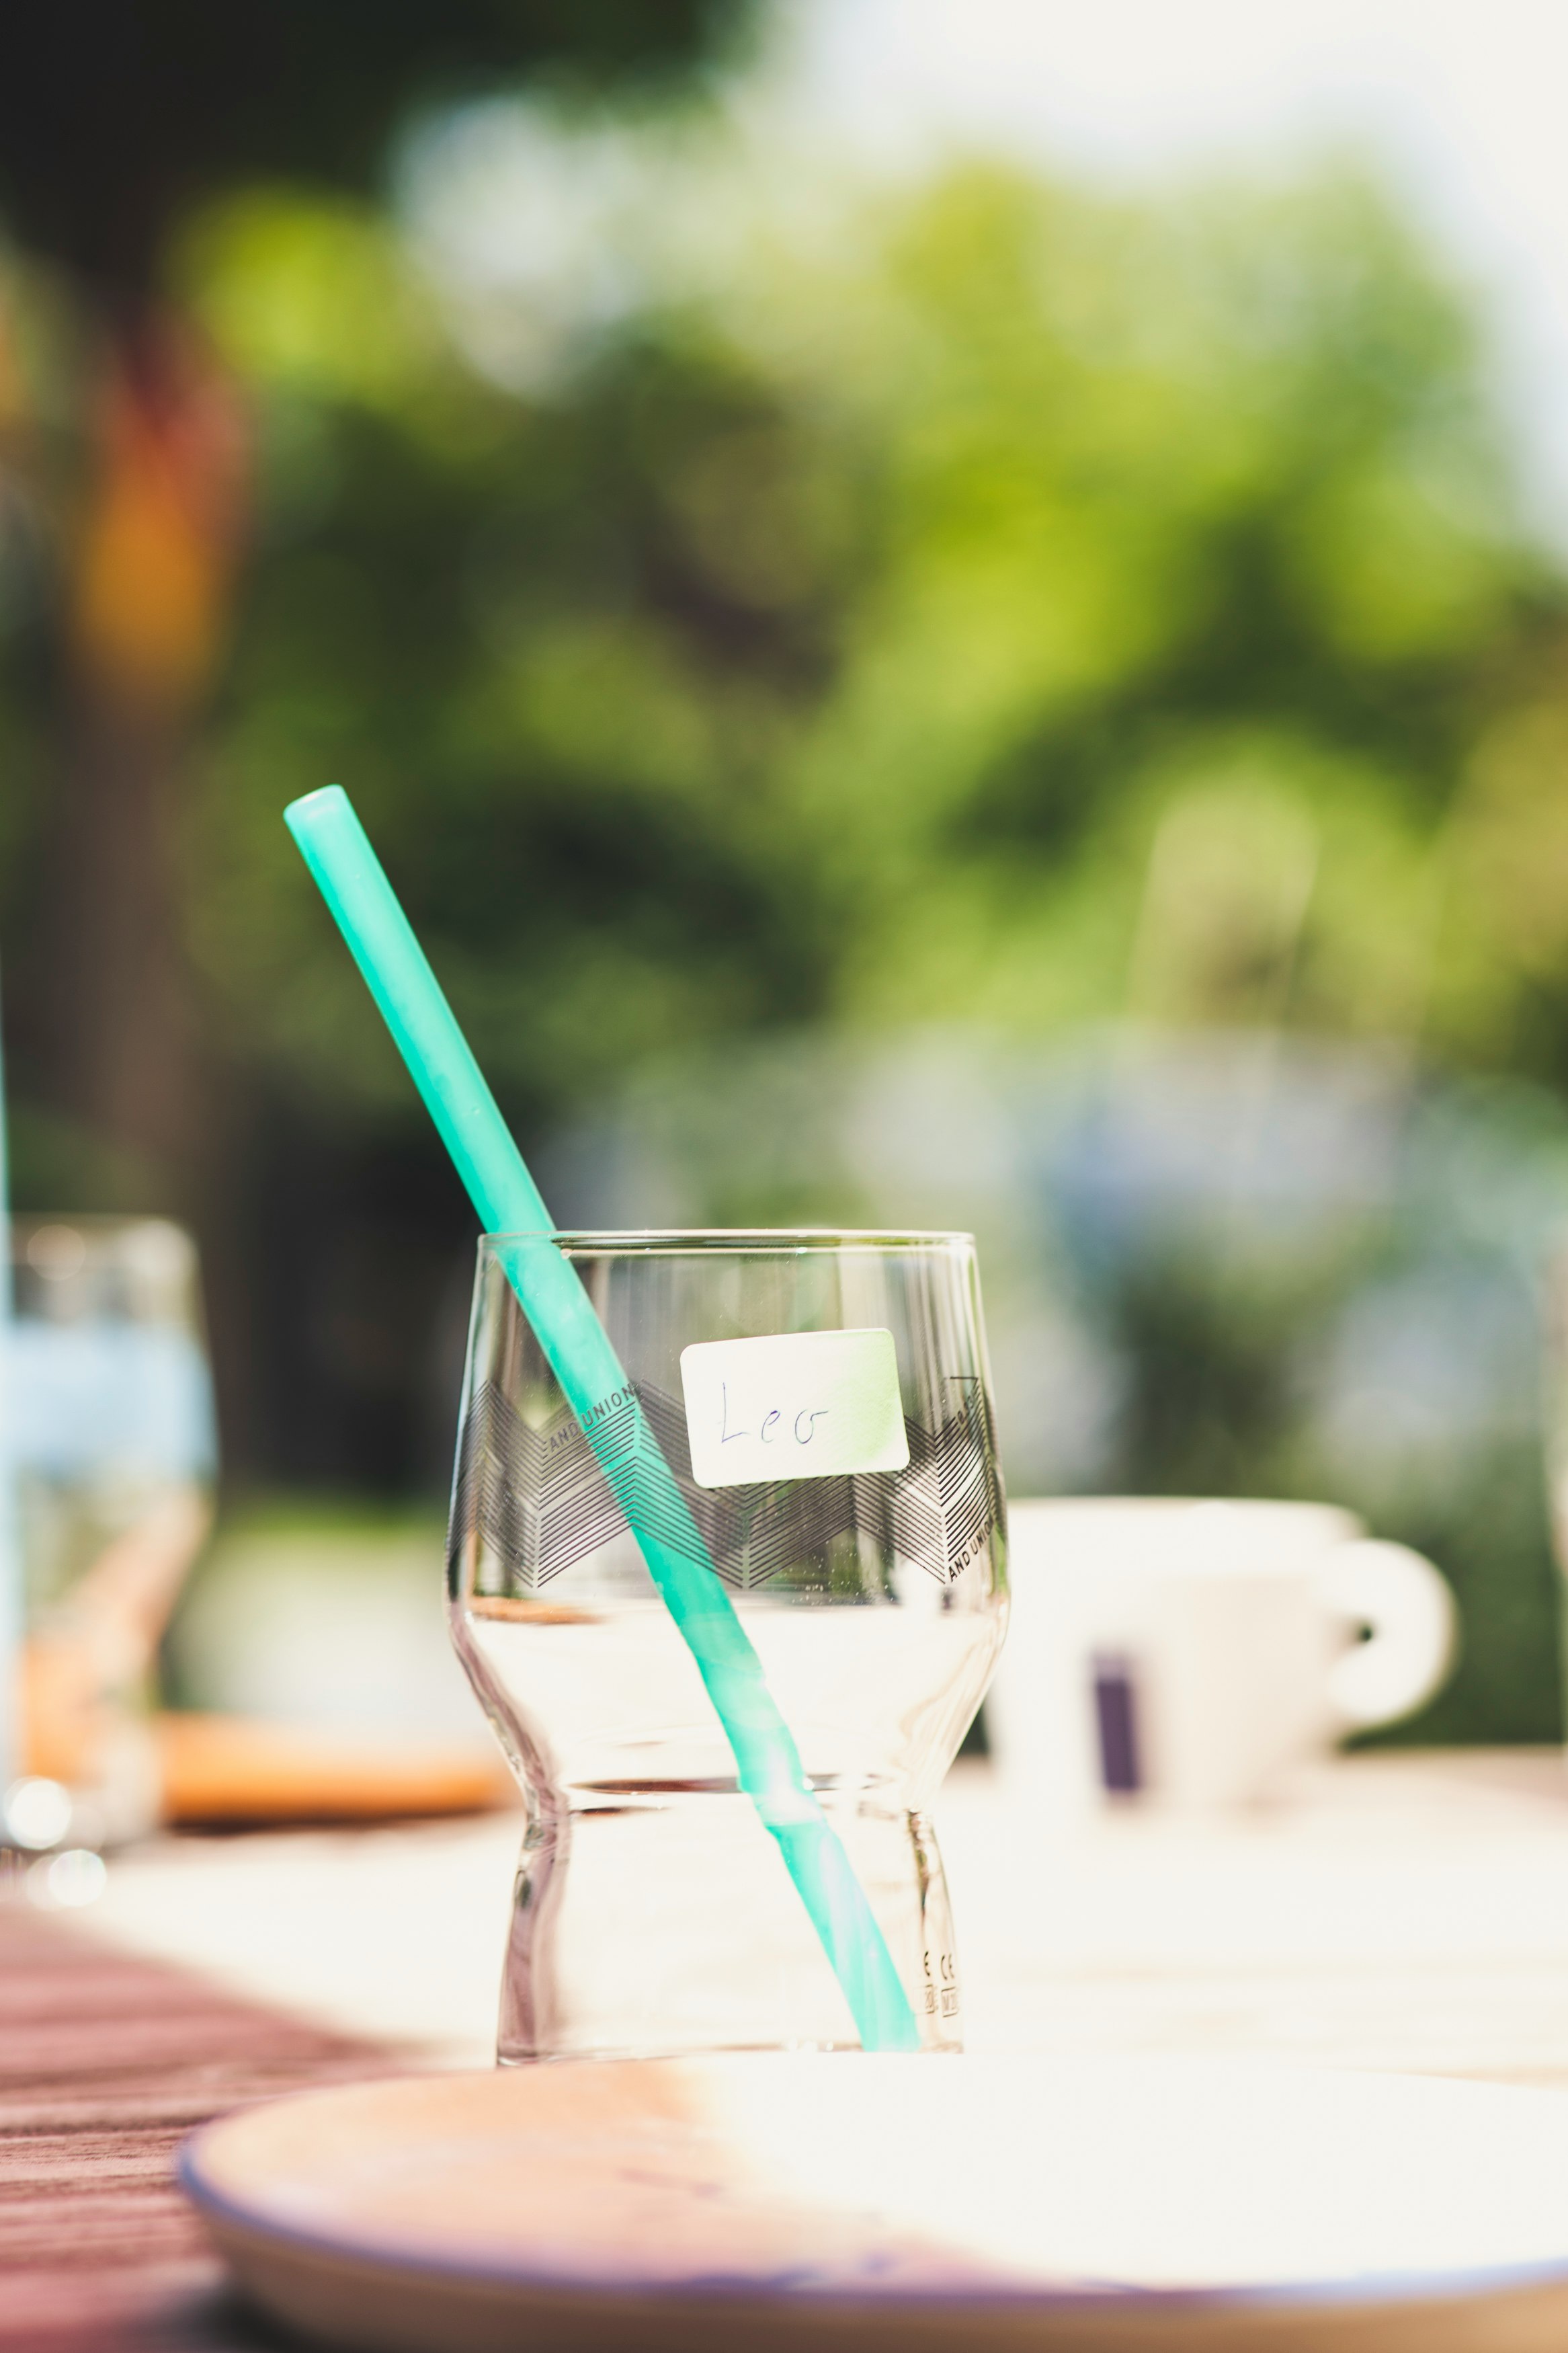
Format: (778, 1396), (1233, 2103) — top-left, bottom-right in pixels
(155, 1713), (515, 1828)
(71, 317), (249, 705)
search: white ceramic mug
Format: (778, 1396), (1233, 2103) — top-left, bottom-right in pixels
(985, 1499), (1458, 1812)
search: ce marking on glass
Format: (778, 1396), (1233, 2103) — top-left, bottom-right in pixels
(922, 1948), (959, 2018)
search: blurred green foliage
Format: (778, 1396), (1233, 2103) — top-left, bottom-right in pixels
(9, 108), (1568, 1745)
(149, 147), (1568, 1143)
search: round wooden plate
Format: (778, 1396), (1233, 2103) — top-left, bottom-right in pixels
(181, 2055), (1568, 2353)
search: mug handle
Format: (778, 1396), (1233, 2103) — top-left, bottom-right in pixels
(1314, 1540), (1458, 1732)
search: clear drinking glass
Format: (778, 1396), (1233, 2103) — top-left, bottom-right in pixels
(446, 1230), (1009, 2062)
(7, 1217), (216, 1852)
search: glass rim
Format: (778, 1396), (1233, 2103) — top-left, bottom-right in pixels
(477, 1226), (977, 1254)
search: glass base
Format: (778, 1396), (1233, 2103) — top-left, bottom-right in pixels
(495, 1791), (962, 2063)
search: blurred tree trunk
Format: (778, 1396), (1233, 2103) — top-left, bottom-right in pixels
(39, 315), (247, 1203)
(48, 684), (197, 1187)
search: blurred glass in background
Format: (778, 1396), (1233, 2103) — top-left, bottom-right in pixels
(7, 1218), (215, 1849)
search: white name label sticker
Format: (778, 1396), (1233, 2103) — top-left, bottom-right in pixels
(679, 1328), (909, 1490)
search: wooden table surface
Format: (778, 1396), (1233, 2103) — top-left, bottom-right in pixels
(10, 1749), (1568, 2347)
(0, 1897), (388, 2350)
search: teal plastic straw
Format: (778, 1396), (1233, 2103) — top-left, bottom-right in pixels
(284, 786), (919, 2051)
